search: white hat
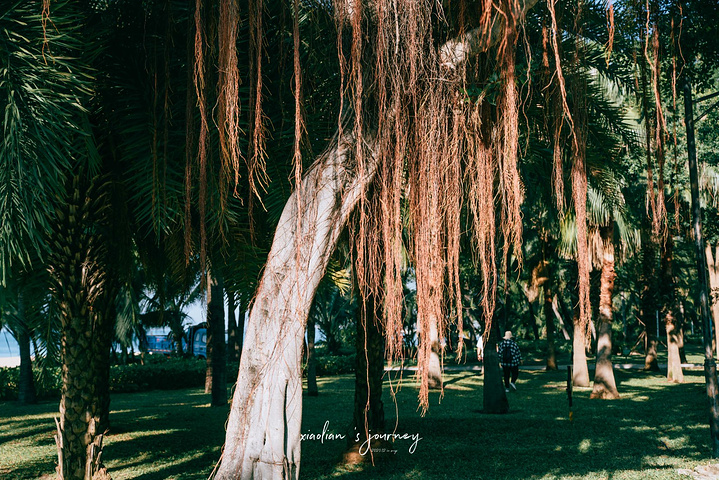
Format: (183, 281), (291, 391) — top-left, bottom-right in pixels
(503, 331), (513, 340)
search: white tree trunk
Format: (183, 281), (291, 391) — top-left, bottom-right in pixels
(214, 135), (377, 480)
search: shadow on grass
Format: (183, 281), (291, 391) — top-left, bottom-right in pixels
(301, 369), (712, 480)
(0, 368), (714, 480)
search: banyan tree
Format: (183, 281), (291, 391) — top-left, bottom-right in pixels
(207, 0), (583, 478)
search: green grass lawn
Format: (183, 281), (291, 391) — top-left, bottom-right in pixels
(0, 368), (714, 479)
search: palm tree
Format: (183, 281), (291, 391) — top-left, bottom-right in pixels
(0, 2), (122, 477)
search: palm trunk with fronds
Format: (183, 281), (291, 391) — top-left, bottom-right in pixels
(49, 176), (111, 480)
(591, 225), (619, 399)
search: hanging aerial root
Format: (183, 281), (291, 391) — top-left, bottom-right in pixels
(193, 0), (208, 282)
(605, 0), (615, 65)
(249, 0), (269, 201)
(218, 0), (242, 203)
(497, 20), (524, 270)
(465, 102), (497, 335)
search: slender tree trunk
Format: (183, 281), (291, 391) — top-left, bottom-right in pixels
(170, 313), (185, 357)
(684, 78), (719, 456)
(591, 225), (619, 399)
(526, 298), (539, 340)
(228, 290), (239, 362)
(641, 227), (661, 371)
(544, 286), (557, 371)
(93, 292), (116, 435)
(14, 290), (37, 405)
(555, 295), (572, 340)
(215, 135), (378, 479)
(306, 314), (318, 397)
(206, 272), (227, 406)
(662, 235), (684, 383)
(572, 301), (590, 387)
(483, 320), (509, 413)
(17, 329), (36, 404)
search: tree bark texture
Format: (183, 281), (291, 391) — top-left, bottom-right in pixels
(214, 135), (378, 479)
(591, 225), (619, 399)
(206, 272), (227, 406)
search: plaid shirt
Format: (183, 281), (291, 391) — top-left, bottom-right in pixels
(498, 339), (522, 367)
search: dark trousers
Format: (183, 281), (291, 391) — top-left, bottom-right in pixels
(503, 365), (519, 387)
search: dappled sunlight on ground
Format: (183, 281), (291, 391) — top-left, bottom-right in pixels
(0, 368), (715, 479)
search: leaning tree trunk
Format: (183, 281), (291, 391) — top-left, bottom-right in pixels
(591, 225), (620, 399)
(483, 320), (509, 414)
(572, 301), (590, 388)
(214, 135), (378, 479)
(205, 272), (227, 406)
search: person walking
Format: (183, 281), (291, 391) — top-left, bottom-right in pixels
(498, 331), (522, 392)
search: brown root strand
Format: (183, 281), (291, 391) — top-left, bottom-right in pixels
(218, 0), (243, 204)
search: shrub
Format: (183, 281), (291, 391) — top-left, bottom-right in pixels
(109, 358), (206, 393)
(0, 358), (213, 400)
(314, 353), (355, 376)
